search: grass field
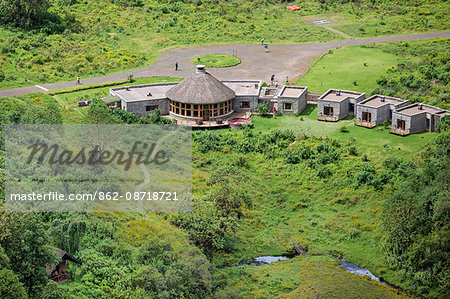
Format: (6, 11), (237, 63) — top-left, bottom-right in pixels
(192, 54), (240, 68)
(296, 45), (404, 93)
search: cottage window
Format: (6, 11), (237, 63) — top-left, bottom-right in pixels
(283, 102), (293, 111)
(146, 105), (158, 112)
(240, 101), (250, 109)
(324, 106), (333, 116)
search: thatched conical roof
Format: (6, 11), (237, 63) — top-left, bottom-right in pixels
(166, 65), (235, 104)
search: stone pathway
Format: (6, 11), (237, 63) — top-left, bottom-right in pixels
(0, 31), (449, 98)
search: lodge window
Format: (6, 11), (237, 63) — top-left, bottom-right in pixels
(283, 102), (293, 111)
(146, 105), (158, 112)
(240, 101), (250, 109)
(362, 111), (371, 122)
(169, 100), (232, 118)
(324, 106), (333, 116)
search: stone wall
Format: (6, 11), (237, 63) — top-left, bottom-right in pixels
(233, 96), (259, 112)
(392, 112), (427, 134)
(318, 99), (348, 120)
(277, 92), (307, 115)
(356, 104), (390, 125)
(307, 92), (322, 103)
(125, 99), (169, 117)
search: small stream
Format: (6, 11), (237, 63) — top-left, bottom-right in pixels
(237, 255), (385, 284)
(238, 256), (290, 266)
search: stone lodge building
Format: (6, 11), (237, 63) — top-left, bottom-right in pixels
(355, 95), (409, 128)
(273, 85), (308, 115)
(317, 89), (365, 121)
(110, 66), (307, 121)
(109, 65), (448, 134)
(390, 103), (450, 135)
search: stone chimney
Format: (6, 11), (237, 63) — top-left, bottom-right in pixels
(196, 65), (206, 73)
(418, 104), (423, 110)
(336, 90), (341, 96)
(380, 96), (385, 102)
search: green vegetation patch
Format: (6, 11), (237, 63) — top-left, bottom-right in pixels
(219, 256), (406, 298)
(193, 54), (240, 68)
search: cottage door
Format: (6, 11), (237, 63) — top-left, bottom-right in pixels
(397, 119), (405, 130)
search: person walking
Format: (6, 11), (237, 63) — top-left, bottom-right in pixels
(270, 74), (275, 86)
(261, 38), (265, 45)
(273, 106), (277, 119)
(175, 62), (178, 71)
(76, 76), (81, 85)
(265, 44), (269, 53)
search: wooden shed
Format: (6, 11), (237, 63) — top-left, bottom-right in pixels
(46, 249), (82, 283)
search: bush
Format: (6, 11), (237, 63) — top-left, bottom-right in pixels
(257, 102), (269, 115)
(355, 165), (376, 185)
(316, 165), (332, 178)
(348, 145), (358, 156)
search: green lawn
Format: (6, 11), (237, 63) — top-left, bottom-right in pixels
(192, 54), (240, 68)
(296, 45), (404, 93)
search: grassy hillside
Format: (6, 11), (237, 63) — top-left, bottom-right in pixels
(0, 0), (448, 89)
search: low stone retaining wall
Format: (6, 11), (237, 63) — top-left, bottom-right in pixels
(307, 92), (322, 103)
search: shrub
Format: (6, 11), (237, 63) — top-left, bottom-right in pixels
(241, 122), (254, 130)
(316, 165), (332, 178)
(257, 102), (269, 115)
(355, 165), (376, 185)
(339, 126), (349, 133)
(348, 145), (358, 156)
(436, 115), (450, 132)
(286, 149), (300, 164)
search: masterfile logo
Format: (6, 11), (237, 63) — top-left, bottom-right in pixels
(4, 124), (192, 212)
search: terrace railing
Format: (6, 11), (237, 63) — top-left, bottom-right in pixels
(389, 128), (411, 136)
(355, 121), (377, 128)
(318, 114), (339, 122)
